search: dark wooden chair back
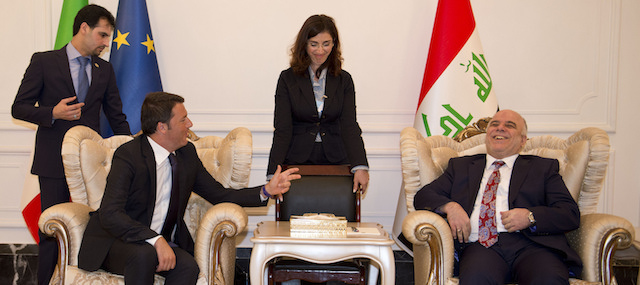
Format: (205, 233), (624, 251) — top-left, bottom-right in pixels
(276, 165), (360, 222)
(269, 164), (366, 285)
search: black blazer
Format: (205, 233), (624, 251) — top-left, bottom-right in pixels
(12, 46), (130, 178)
(78, 136), (266, 271)
(267, 68), (368, 175)
(414, 154), (582, 275)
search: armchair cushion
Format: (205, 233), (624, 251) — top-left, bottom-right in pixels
(61, 126), (132, 210)
(58, 268), (165, 285)
(191, 127), (252, 190)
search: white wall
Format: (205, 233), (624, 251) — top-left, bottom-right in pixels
(1, 0), (638, 247)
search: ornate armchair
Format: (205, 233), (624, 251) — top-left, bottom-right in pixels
(400, 124), (636, 285)
(38, 126), (253, 285)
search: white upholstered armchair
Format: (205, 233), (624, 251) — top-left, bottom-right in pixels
(400, 125), (636, 285)
(38, 126), (253, 285)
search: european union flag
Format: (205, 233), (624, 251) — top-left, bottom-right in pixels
(102, 0), (162, 136)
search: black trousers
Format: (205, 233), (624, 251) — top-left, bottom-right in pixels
(458, 232), (570, 285)
(102, 239), (199, 285)
(37, 176), (70, 285)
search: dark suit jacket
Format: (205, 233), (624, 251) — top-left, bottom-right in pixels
(78, 136), (266, 271)
(11, 46), (130, 179)
(414, 154), (582, 275)
(267, 68), (368, 175)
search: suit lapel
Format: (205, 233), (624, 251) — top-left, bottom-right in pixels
(465, 155), (486, 212)
(324, 72), (338, 112)
(509, 156), (530, 206)
(56, 47), (75, 98)
(175, 149), (188, 215)
(87, 55), (101, 100)
(295, 72), (318, 115)
(140, 136), (158, 224)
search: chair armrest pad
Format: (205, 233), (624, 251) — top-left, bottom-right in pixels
(402, 210), (452, 245)
(194, 202), (248, 284)
(402, 210), (455, 285)
(38, 202), (93, 266)
(567, 213), (635, 282)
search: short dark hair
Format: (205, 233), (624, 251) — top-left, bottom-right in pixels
(141, 92), (185, 136)
(73, 4), (115, 35)
(290, 15), (343, 77)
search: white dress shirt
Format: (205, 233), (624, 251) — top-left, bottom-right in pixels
(467, 153), (519, 242)
(146, 137), (173, 245)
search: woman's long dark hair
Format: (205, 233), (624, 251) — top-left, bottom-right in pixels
(290, 15), (343, 77)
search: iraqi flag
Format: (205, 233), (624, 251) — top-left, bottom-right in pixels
(392, 0), (498, 255)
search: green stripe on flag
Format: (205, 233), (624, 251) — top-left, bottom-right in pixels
(54, 0), (88, 49)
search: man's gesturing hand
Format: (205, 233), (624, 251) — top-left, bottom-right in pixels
(265, 165), (301, 201)
(52, 96), (84, 121)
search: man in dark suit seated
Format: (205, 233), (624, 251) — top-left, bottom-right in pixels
(78, 92), (300, 284)
(414, 109), (581, 285)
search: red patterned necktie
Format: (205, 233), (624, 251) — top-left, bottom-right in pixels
(478, 160), (505, 248)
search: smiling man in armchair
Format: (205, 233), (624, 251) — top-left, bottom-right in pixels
(414, 109), (581, 285)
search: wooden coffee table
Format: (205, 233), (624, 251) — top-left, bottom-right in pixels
(249, 221), (395, 285)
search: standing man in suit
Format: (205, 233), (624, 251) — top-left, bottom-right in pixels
(11, 5), (130, 285)
(78, 92), (300, 284)
(414, 110), (581, 284)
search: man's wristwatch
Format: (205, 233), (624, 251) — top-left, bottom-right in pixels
(527, 211), (536, 225)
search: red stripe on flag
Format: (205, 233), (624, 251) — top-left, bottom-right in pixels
(417, 0), (476, 108)
(22, 193), (41, 243)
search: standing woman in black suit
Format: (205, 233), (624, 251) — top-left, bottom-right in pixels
(267, 14), (369, 193)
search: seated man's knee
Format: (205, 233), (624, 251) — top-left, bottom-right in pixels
(514, 246), (569, 285)
(165, 248), (199, 284)
(183, 255), (199, 276)
(459, 244), (508, 285)
(517, 266), (569, 285)
(459, 268), (507, 285)
(106, 242), (159, 284)
(459, 258), (509, 285)
(129, 244), (159, 269)
(188, 263), (199, 280)
(519, 274), (568, 285)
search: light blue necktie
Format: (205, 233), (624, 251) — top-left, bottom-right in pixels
(77, 57), (89, 102)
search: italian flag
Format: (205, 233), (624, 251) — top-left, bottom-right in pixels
(393, 0), (498, 255)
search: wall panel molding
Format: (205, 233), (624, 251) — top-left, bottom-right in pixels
(3, 104), (619, 134)
(476, 0), (621, 133)
(0, 160), (30, 235)
(185, 108), (416, 133)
